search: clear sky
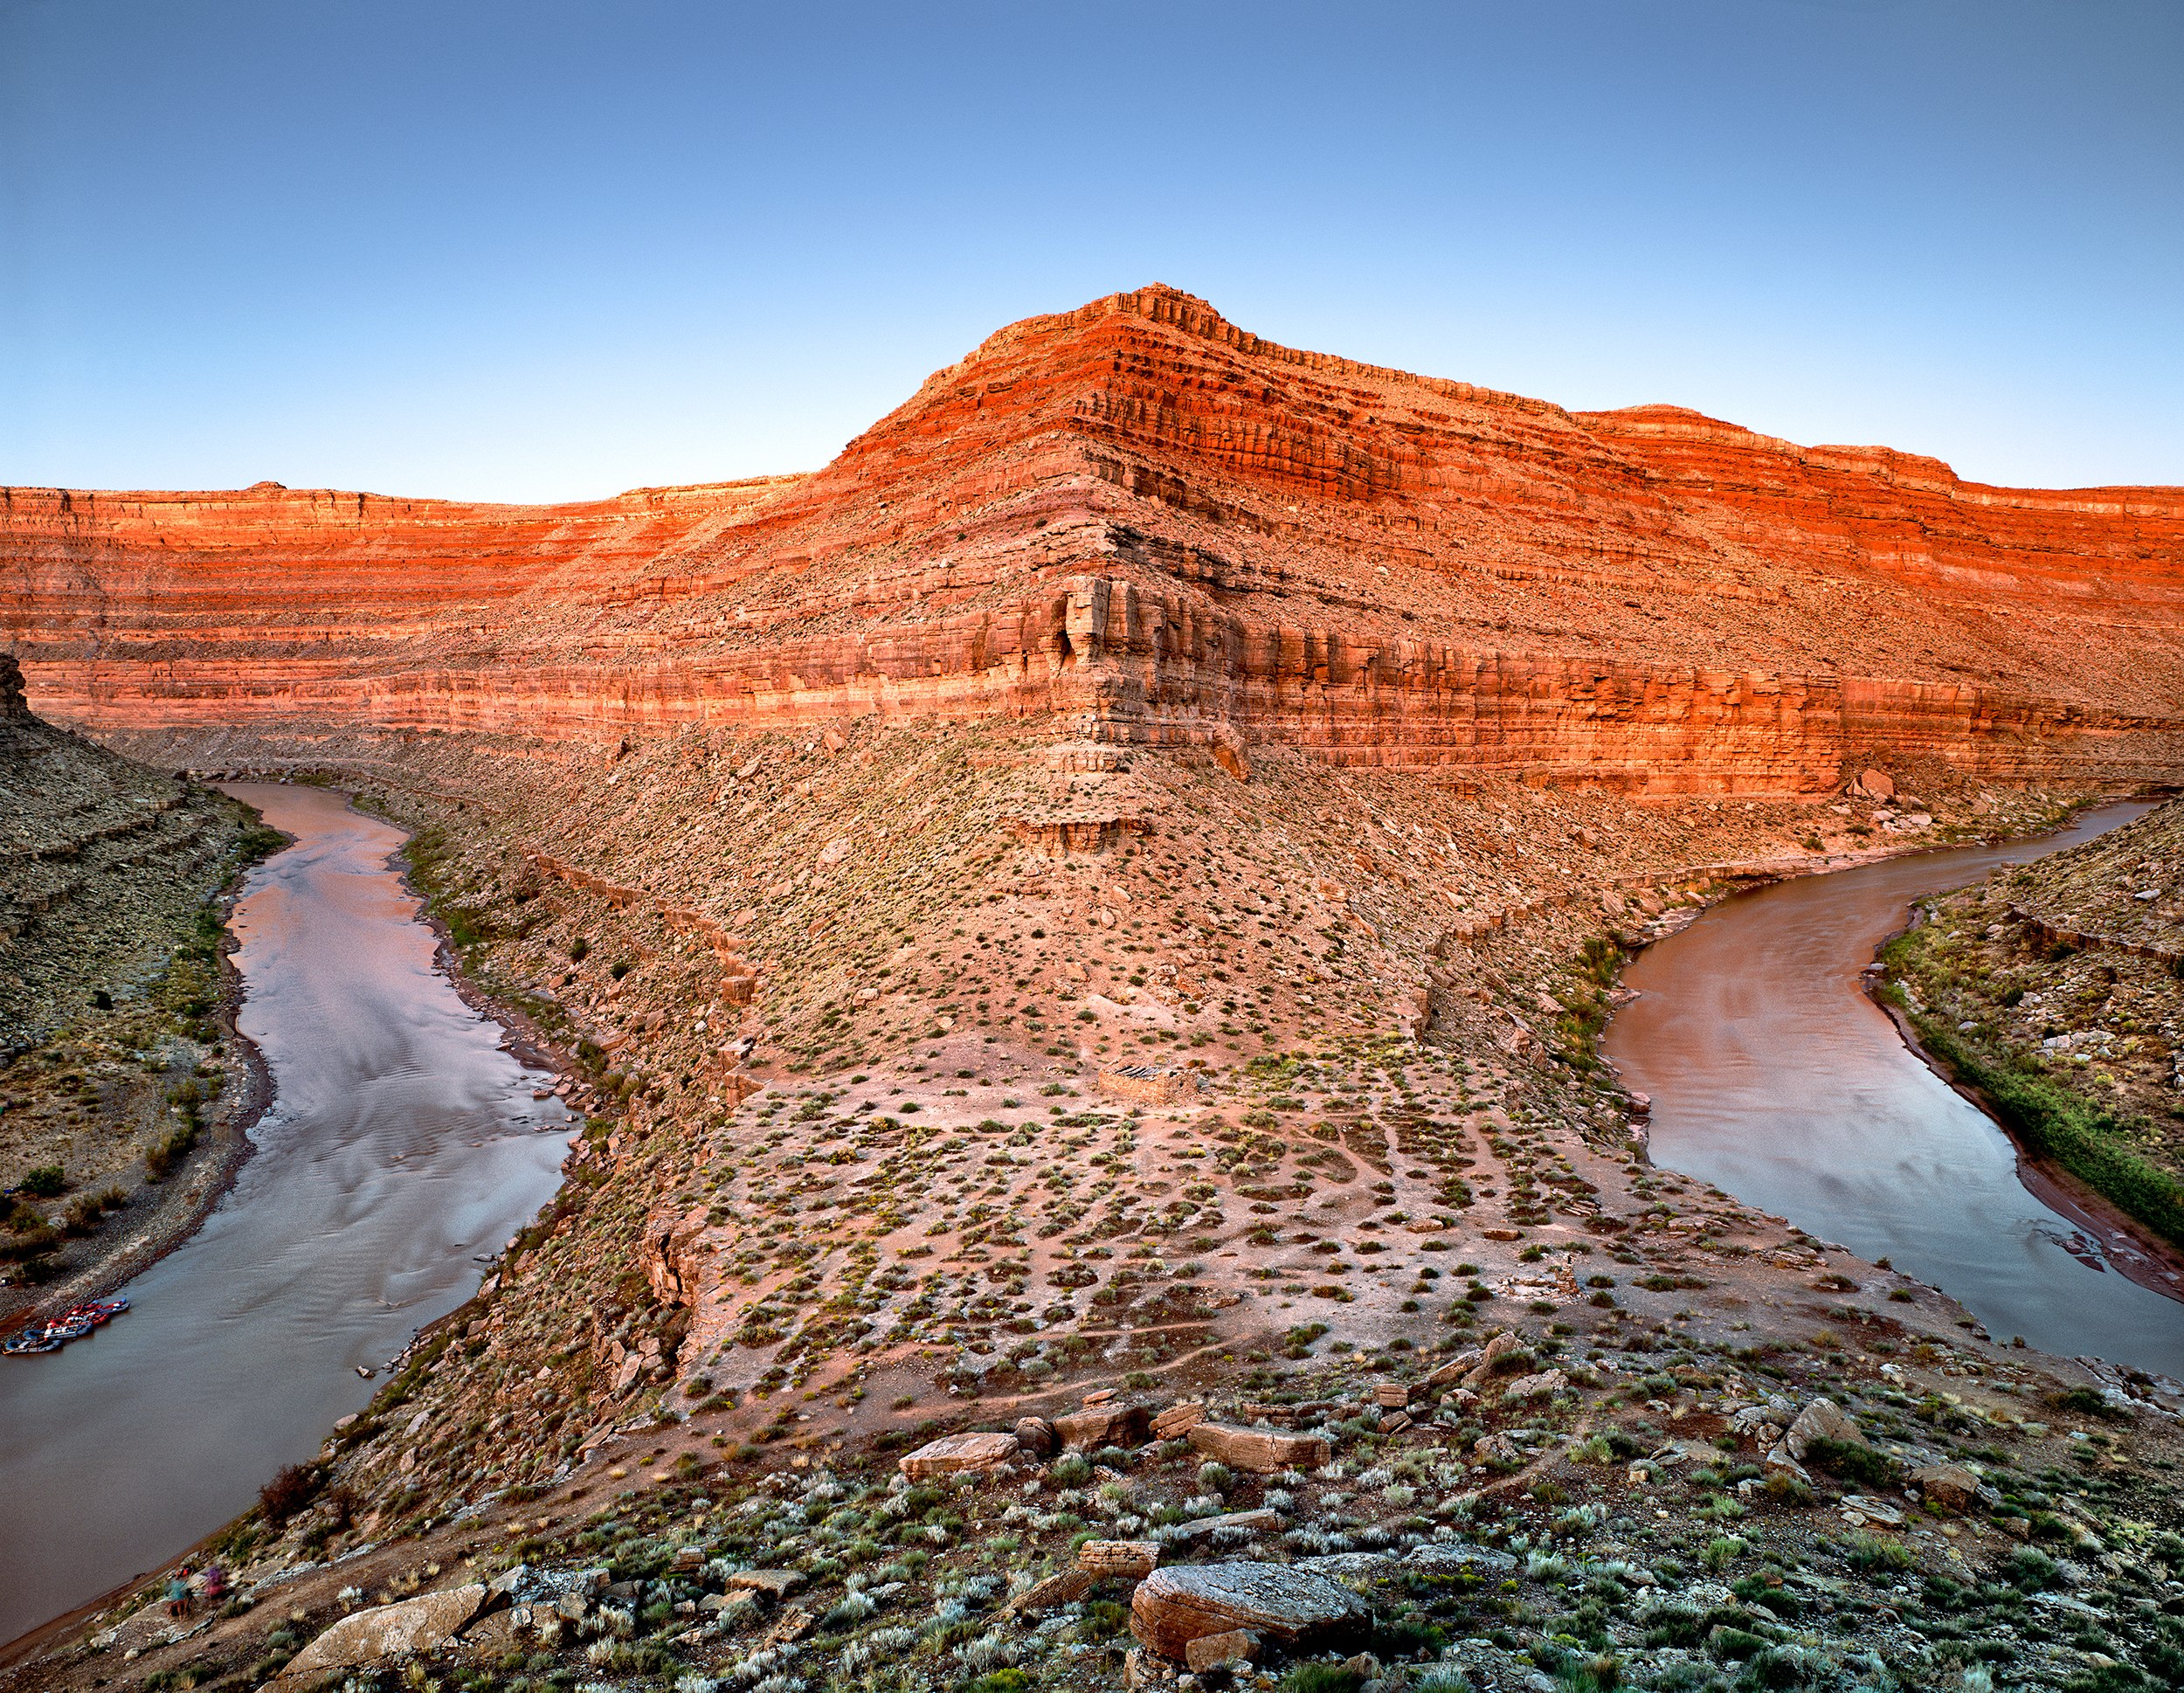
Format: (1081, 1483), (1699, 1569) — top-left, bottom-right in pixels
(3, 0), (2178, 501)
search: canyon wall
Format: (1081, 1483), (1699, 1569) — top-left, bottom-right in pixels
(6, 287), (2181, 793)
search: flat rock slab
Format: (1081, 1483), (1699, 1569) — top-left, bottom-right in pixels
(1130, 1561), (1369, 1661)
(277, 1585), (489, 1678)
(722, 1569), (805, 1597)
(1006, 1568), (1095, 1614)
(899, 1431), (1019, 1477)
(1187, 1422), (1331, 1473)
(1171, 1507), (1282, 1543)
(92, 1610), (215, 1656)
(1301, 1543), (1517, 1584)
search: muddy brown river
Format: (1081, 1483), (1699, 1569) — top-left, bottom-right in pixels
(0, 784), (570, 1648)
(1607, 800), (2184, 1379)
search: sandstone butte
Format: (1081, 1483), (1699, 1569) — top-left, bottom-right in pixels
(4, 283), (2181, 793)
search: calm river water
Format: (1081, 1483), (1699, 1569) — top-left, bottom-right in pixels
(0, 784), (570, 1648)
(1607, 800), (2184, 1379)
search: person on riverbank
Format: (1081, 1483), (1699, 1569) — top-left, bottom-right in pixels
(164, 1566), (193, 1620)
(199, 1563), (227, 1607)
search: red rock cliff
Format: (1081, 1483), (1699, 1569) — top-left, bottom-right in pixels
(6, 287), (2181, 793)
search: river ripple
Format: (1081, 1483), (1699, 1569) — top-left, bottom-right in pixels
(0, 784), (570, 1648)
(1607, 800), (2184, 1379)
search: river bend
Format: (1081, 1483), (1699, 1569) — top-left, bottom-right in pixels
(1607, 801), (2184, 1379)
(0, 784), (570, 1648)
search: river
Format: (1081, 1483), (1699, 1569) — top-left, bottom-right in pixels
(1607, 799), (2184, 1379)
(0, 784), (570, 1648)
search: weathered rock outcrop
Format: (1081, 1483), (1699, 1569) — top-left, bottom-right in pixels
(6, 287), (2181, 792)
(0, 651), (246, 1050)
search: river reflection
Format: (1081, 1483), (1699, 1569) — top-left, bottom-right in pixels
(1606, 801), (2184, 1378)
(0, 784), (570, 1648)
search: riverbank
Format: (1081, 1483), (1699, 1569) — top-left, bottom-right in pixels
(1, 802), (285, 1337)
(0, 784), (577, 1651)
(1875, 797), (2184, 1277)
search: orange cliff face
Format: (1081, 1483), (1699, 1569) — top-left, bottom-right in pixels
(5, 285), (2182, 794)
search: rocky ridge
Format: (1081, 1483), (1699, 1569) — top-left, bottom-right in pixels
(8, 287), (2183, 793)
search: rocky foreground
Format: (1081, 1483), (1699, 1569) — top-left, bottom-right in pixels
(31, 1279), (2184, 1693)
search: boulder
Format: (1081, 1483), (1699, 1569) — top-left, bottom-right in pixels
(276, 1585), (491, 1678)
(1461, 1330), (1523, 1389)
(1911, 1462), (1992, 1513)
(1013, 1416), (1059, 1460)
(1372, 1382), (1412, 1408)
(1152, 1401), (1208, 1440)
(1500, 1369), (1567, 1405)
(1187, 1422), (1331, 1473)
(1054, 1403), (1151, 1450)
(1422, 1346), (1483, 1389)
(1762, 1447), (1811, 1482)
(1784, 1397), (1865, 1463)
(1856, 768), (1897, 800)
(898, 1431), (1019, 1477)
(1130, 1561), (1370, 1662)
(1185, 1627), (1261, 1672)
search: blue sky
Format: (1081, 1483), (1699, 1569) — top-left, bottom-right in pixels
(3, 1), (2178, 501)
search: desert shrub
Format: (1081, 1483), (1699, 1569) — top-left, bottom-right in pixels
(258, 1462), (324, 1524)
(20, 1165), (64, 1198)
(1708, 1627), (1770, 1662)
(2048, 1385), (2128, 1421)
(1374, 1613), (1447, 1656)
(2006, 1547), (2059, 1591)
(1803, 1436), (1897, 1489)
(1639, 1604), (1707, 1648)
(1847, 1532), (1916, 1573)
(1281, 1666), (1364, 1693)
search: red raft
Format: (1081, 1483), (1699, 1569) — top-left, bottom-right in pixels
(1, 1296), (129, 1356)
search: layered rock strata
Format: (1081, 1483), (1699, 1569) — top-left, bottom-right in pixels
(7, 287), (2181, 794)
